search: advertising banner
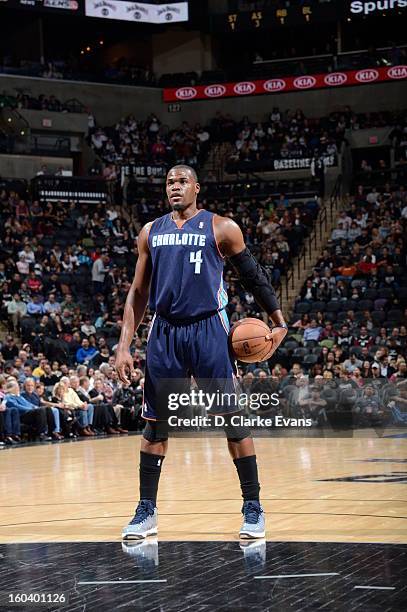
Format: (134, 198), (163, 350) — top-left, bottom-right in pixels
(163, 66), (407, 102)
(85, 1), (188, 23)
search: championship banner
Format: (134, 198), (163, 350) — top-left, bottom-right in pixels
(163, 65), (407, 102)
(85, 1), (188, 23)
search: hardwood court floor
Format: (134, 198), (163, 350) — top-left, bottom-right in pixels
(0, 433), (406, 544)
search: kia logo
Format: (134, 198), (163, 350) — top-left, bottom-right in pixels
(263, 79), (286, 92)
(175, 87), (197, 100)
(387, 65), (407, 79)
(233, 81), (256, 95)
(324, 72), (347, 86)
(355, 69), (379, 83)
(204, 84), (226, 97)
(293, 76), (317, 89)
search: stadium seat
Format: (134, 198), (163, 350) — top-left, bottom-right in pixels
(364, 289), (378, 300)
(374, 298), (388, 311)
(311, 301), (326, 312)
(326, 301), (341, 312)
(350, 347), (363, 357)
(319, 339), (334, 349)
(295, 302), (311, 314)
(293, 348), (308, 359)
(372, 311), (386, 324)
(303, 354), (318, 366)
(357, 300), (373, 311)
(377, 288), (394, 299)
(397, 288), (407, 305)
(285, 341), (299, 351)
(387, 310), (403, 322)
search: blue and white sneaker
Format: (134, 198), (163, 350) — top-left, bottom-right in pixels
(239, 500), (265, 539)
(122, 500), (158, 540)
(122, 537), (159, 568)
(240, 538), (267, 570)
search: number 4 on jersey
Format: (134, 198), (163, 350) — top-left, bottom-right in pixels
(190, 250), (203, 274)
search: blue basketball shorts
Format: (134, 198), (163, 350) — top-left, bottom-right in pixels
(142, 310), (238, 420)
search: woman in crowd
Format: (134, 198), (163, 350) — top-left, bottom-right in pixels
(51, 380), (76, 438)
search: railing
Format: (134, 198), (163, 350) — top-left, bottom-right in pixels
(277, 174), (342, 308)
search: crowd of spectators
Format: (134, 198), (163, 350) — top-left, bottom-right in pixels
(0, 161), (321, 444)
(1, 57), (155, 87)
(90, 114), (211, 170)
(390, 110), (407, 168)
(281, 180), (407, 426)
(226, 107), (341, 171)
(0, 92), (86, 114)
(1, 121), (406, 443)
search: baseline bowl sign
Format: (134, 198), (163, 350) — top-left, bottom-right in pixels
(163, 66), (407, 102)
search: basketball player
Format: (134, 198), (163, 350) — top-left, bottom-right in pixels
(116, 165), (287, 540)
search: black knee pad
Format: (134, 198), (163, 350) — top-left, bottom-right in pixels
(222, 412), (252, 442)
(142, 420), (169, 443)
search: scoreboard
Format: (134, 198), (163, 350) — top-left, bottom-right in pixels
(215, 3), (339, 31)
(213, 1), (407, 31)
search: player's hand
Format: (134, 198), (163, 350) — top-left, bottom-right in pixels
(115, 349), (134, 384)
(268, 325), (288, 356)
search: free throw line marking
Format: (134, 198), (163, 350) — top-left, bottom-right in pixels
(78, 580), (167, 584)
(254, 573), (339, 579)
(354, 586), (395, 590)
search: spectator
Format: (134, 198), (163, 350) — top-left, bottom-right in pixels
(6, 294), (27, 332)
(76, 338), (98, 365)
(4, 379), (50, 441)
(21, 378), (63, 440)
(92, 254), (110, 294)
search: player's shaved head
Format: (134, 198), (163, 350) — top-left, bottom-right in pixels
(168, 165), (198, 182)
(166, 164), (200, 211)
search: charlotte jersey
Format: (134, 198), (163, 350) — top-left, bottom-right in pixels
(147, 209), (229, 321)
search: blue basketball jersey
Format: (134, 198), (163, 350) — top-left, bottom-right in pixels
(147, 209), (229, 320)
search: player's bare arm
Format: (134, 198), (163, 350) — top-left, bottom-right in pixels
(116, 222), (153, 384)
(214, 215), (288, 343)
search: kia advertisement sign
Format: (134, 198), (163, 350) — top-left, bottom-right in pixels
(387, 65), (407, 79)
(355, 69), (379, 83)
(204, 85), (226, 98)
(175, 87), (197, 100)
(163, 66), (407, 103)
(324, 73), (348, 86)
(263, 79), (286, 92)
(233, 82), (256, 95)
(293, 76), (317, 89)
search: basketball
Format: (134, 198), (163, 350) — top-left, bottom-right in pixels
(229, 318), (274, 363)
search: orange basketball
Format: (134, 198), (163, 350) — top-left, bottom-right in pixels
(229, 318), (274, 363)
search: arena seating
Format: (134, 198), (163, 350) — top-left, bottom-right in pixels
(0, 106), (406, 443)
(281, 179), (407, 425)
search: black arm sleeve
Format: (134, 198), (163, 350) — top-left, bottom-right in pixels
(228, 247), (281, 315)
